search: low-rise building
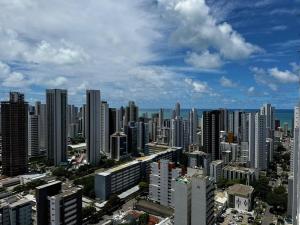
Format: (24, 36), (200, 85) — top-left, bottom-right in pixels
(95, 147), (182, 200)
(227, 184), (254, 212)
(223, 165), (256, 183)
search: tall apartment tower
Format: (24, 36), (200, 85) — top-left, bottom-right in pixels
(292, 105), (300, 225)
(254, 113), (267, 171)
(189, 108), (198, 145)
(28, 112), (39, 157)
(171, 117), (184, 148)
(124, 101), (139, 125)
(100, 101), (109, 154)
(86, 90), (101, 166)
(158, 108), (164, 128)
(174, 172), (215, 225)
(149, 160), (182, 207)
(1, 92), (28, 176)
(248, 112), (256, 168)
(203, 110), (221, 161)
(260, 103), (275, 130)
(175, 102), (181, 118)
(36, 102), (47, 153)
(46, 89), (67, 166)
(136, 122), (149, 155)
(110, 132), (128, 161)
(191, 173), (215, 225)
(79, 104), (86, 138)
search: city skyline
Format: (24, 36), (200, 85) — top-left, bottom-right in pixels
(0, 0), (299, 108)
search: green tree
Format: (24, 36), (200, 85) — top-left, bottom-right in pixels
(138, 213), (149, 225)
(266, 186), (287, 214)
(139, 181), (149, 193)
(252, 176), (270, 200)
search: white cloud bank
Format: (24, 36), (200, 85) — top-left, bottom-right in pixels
(0, 0), (258, 105)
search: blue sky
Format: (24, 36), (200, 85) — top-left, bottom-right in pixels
(0, 0), (299, 109)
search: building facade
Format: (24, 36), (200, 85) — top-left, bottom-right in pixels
(1, 92), (28, 176)
(46, 89), (67, 166)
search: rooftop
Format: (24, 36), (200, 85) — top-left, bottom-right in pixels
(35, 180), (61, 190)
(97, 147), (181, 176)
(227, 184), (254, 197)
(223, 165), (255, 173)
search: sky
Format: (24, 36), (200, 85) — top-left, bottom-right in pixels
(0, 0), (299, 109)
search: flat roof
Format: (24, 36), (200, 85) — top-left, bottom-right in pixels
(211, 160), (223, 165)
(97, 147), (180, 176)
(227, 184), (254, 197)
(68, 143), (86, 148)
(36, 180), (61, 190)
(223, 165), (255, 173)
(187, 150), (207, 156)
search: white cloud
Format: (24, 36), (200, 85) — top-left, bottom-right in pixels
(24, 40), (88, 65)
(159, 0), (260, 61)
(251, 67), (278, 91)
(184, 78), (211, 93)
(185, 51), (223, 69)
(0, 0), (259, 105)
(45, 76), (68, 87)
(251, 64), (300, 92)
(0, 61), (30, 88)
(268, 67), (299, 83)
(248, 86), (255, 93)
(219, 76), (237, 88)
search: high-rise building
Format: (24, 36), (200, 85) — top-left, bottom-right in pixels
(255, 113), (267, 171)
(174, 171), (215, 225)
(124, 122), (138, 155)
(79, 104), (86, 138)
(174, 177), (191, 225)
(136, 122), (149, 155)
(260, 103), (275, 131)
(124, 101), (138, 125)
(275, 120), (280, 130)
(171, 117), (184, 149)
(46, 89), (67, 166)
(36, 181), (82, 225)
(110, 132), (128, 161)
(203, 110), (221, 161)
(109, 108), (117, 139)
(292, 105), (300, 225)
(1, 92), (28, 176)
(191, 173), (215, 225)
(241, 112), (249, 143)
(0, 197), (32, 225)
(248, 112), (256, 168)
(100, 101), (109, 154)
(48, 188), (82, 225)
(175, 102), (181, 118)
(158, 108), (164, 129)
(234, 111), (241, 139)
(36, 103), (47, 153)
(86, 90), (101, 166)
(67, 105), (79, 138)
(189, 108), (198, 145)
(149, 160), (182, 208)
(28, 112), (39, 157)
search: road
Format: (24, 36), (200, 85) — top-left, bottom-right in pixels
(262, 205), (276, 225)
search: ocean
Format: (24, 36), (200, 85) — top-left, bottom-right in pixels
(139, 109), (294, 129)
